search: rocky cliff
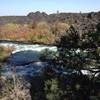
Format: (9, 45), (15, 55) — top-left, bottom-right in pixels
(0, 11), (100, 34)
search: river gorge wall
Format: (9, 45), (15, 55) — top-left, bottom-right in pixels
(0, 11), (100, 35)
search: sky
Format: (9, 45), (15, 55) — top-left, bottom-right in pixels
(0, 0), (100, 16)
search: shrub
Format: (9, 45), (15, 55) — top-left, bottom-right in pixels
(40, 49), (58, 61)
(44, 78), (63, 100)
(0, 46), (14, 62)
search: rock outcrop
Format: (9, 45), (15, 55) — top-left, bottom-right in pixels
(0, 11), (100, 34)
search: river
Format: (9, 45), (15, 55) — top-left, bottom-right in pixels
(0, 41), (57, 77)
(0, 41), (98, 77)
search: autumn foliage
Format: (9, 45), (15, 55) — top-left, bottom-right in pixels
(0, 22), (70, 44)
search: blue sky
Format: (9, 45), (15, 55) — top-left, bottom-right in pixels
(0, 0), (100, 16)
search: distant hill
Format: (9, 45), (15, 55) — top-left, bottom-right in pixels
(0, 16), (30, 25)
(0, 11), (100, 34)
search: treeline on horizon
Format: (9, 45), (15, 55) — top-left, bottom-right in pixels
(0, 11), (100, 44)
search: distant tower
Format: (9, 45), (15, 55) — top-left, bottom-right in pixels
(57, 10), (59, 14)
(56, 10), (60, 22)
(80, 11), (82, 14)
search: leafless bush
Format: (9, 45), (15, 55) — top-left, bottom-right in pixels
(0, 66), (31, 100)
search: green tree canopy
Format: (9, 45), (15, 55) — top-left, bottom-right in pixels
(56, 24), (100, 75)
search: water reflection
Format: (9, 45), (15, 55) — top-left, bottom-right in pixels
(1, 50), (48, 76)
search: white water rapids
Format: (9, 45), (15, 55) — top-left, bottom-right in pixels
(0, 42), (57, 54)
(0, 42), (57, 76)
(0, 42), (98, 77)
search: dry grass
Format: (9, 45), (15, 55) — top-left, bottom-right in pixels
(0, 74), (31, 100)
(0, 22), (70, 44)
(0, 46), (14, 62)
